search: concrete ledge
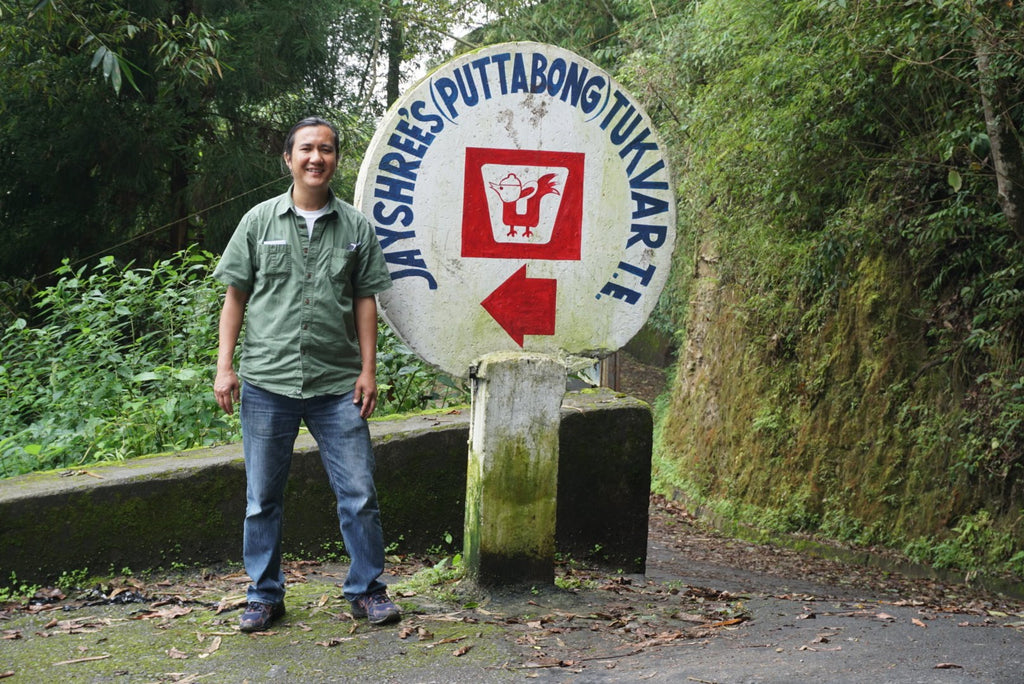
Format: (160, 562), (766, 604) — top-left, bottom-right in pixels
(0, 390), (651, 586)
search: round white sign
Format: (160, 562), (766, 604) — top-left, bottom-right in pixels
(355, 42), (676, 378)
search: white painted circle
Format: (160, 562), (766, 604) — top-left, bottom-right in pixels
(355, 42), (676, 377)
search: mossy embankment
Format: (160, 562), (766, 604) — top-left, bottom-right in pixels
(657, 237), (1024, 581)
(634, 0), (1024, 583)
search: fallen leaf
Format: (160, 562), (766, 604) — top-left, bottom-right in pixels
(316, 637), (353, 647)
(32, 587), (66, 603)
(912, 618), (927, 629)
(202, 636), (221, 655)
(215, 596), (247, 614)
(48, 617), (112, 634)
(134, 606), (193, 621)
(151, 597), (187, 608)
(168, 647), (189, 659)
(426, 635), (467, 649)
(60, 469), (103, 479)
(25, 603), (60, 615)
(0, 672), (14, 679)
(54, 654), (111, 666)
(935, 663), (963, 669)
(452, 644), (472, 657)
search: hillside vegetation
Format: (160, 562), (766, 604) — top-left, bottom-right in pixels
(601, 0), (1024, 577)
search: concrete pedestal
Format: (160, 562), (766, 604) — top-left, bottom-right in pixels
(464, 352), (566, 586)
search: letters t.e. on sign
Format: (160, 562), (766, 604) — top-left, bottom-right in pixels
(355, 42), (676, 378)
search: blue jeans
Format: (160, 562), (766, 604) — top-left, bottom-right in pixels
(240, 382), (387, 604)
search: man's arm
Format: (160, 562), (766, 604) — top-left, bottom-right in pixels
(353, 295), (380, 419)
(214, 285), (249, 415)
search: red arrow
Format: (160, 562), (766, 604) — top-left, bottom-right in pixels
(481, 265), (557, 346)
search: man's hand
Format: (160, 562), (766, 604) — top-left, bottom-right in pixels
(353, 370), (378, 419)
(214, 368), (241, 415)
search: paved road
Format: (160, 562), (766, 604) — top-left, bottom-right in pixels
(2, 505), (1022, 682)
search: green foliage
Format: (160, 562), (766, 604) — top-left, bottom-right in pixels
(0, 573), (40, 604)
(472, 0), (637, 69)
(0, 248), (467, 478)
(376, 325), (470, 415)
(393, 554), (465, 604)
(633, 0), (1024, 577)
(0, 0), (408, 279)
(905, 509), (1024, 577)
(0, 249), (234, 476)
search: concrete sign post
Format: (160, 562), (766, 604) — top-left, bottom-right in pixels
(463, 351), (565, 585)
(355, 42), (675, 585)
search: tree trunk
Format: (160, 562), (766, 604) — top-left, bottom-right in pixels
(975, 36), (1024, 240)
(169, 0), (198, 252)
(384, 0), (404, 108)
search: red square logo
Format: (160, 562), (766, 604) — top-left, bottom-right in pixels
(462, 147), (584, 260)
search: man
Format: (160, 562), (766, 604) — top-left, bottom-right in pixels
(213, 117), (400, 632)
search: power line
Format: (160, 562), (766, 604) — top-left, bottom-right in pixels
(40, 173), (290, 281)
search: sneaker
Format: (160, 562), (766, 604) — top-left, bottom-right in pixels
(350, 590), (401, 625)
(239, 601), (285, 632)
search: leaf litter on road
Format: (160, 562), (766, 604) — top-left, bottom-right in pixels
(2, 496), (1021, 678)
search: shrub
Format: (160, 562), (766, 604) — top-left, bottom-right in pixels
(0, 248), (467, 478)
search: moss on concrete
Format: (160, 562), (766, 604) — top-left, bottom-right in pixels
(0, 576), (516, 683)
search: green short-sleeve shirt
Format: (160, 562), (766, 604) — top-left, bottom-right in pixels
(213, 187), (393, 398)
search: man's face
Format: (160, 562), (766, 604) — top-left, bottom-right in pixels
(284, 125), (338, 193)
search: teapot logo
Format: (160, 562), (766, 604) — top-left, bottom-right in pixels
(463, 147), (584, 260)
(485, 169), (564, 241)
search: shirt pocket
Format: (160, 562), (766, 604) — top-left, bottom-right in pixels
(258, 243), (291, 278)
(330, 247), (356, 283)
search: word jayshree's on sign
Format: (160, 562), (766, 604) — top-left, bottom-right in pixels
(356, 43), (675, 376)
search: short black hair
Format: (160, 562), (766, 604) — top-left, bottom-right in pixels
(283, 117), (340, 157)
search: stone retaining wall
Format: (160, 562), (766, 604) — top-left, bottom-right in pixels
(0, 390), (651, 587)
